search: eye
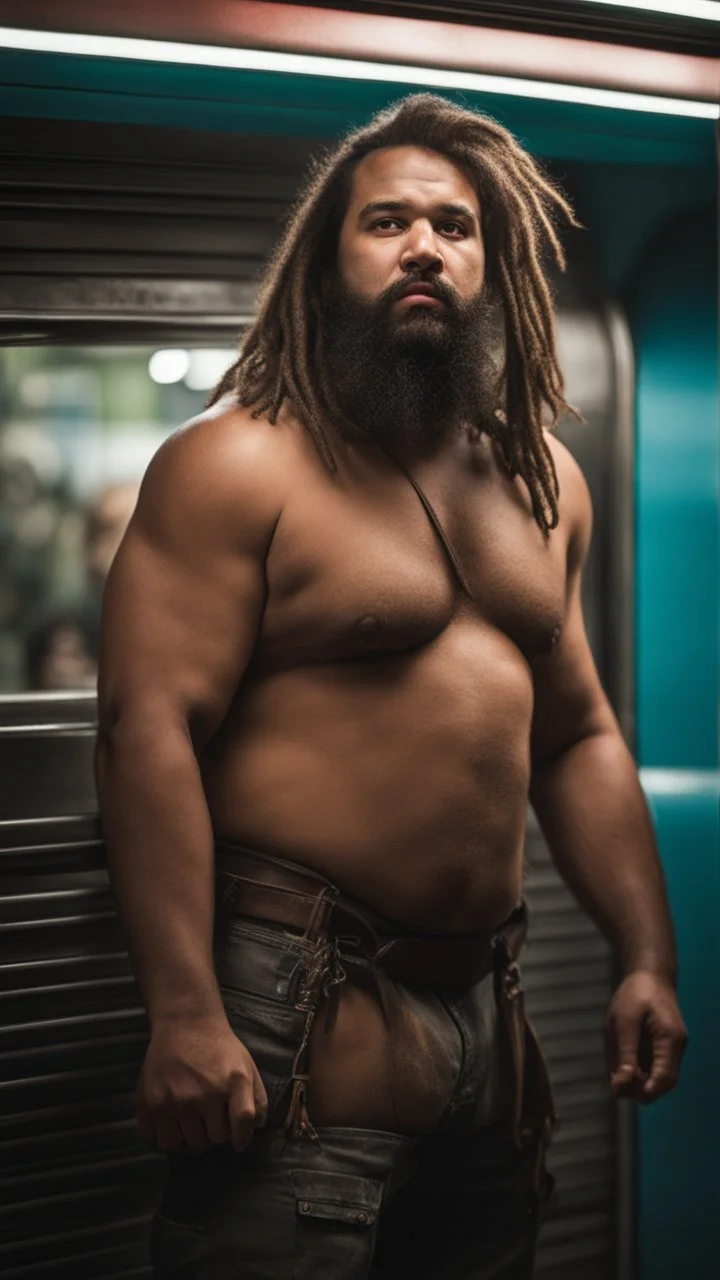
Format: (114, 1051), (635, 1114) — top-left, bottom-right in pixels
(371, 217), (403, 232)
(437, 221), (467, 237)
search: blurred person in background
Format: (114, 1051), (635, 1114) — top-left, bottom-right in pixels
(25, 610), (97, 691)
(24, 481), (138, 691)
(96, 94), (687, 1279)
(80, 480), (140, 659)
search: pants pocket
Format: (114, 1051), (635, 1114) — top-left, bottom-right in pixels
(151, 1153), (211, 1279)
(214, 916), (318, 1120)
(290, 1168), (383, 1280)
(220, 987), (307, 1118)
(214, 916), (316, 1006)
(151, 1214), (207, 1280)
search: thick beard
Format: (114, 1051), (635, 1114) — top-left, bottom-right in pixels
(321, 274), (499, 456)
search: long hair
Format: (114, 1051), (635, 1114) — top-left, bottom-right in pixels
(208, 93), (581, 534)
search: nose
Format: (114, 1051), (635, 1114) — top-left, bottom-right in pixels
(400, 220), (444, 276)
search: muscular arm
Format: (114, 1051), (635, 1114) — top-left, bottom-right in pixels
(95, 408), (284, 1027)
(529, 445), (676, 982)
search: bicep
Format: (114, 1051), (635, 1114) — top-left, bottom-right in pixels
(97, 416), (281, 746)
(530, 439), (616, 767)
(530, 576), (615, 768)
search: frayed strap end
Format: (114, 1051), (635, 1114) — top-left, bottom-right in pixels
(284, 1076), (318, 1142)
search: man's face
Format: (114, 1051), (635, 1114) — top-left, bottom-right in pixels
(337, 144), (485, 320)
(325, 143), (496, 454)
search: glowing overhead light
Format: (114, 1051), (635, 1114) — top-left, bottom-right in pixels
(184, 349), (236, 392)
(148, 349), (190, 384)
(580, 0), (720, 19)
(0, 28), (716, 119)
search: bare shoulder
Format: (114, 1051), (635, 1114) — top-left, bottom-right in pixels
(545, 431), (592, 571)
(134, 399), (292, 553)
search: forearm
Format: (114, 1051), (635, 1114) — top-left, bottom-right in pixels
(529, 730), (676, 984)
(95, 718), (224, 1027)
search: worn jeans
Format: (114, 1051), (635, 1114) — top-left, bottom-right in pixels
(151, 877), (555, 1279)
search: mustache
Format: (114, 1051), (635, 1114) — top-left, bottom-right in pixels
(378, 273), (463, 312)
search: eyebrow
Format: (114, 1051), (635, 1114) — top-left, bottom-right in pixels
(358, 199), (478, 226)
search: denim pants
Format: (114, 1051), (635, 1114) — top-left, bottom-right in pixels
(151, 880), (555, 1279)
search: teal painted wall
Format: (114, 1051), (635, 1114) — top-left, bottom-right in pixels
(629, 208), (720, 1279)
(0, 43), (718, 1276)
(0, 48), (715, 168)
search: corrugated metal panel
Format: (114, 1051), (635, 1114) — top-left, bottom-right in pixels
(524, 811), (616, 1277)
(0, 117), (316, 341)
(0, 812), (160, 1280)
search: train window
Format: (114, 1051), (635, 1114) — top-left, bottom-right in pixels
(0, 344), (237, 694)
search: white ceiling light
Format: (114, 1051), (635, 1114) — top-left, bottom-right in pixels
(0, 27), (716, 119)
(579, 0), (720, 20)
(148, 349), (190, 384)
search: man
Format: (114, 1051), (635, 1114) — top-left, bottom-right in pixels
(95, 94), (687, 1279)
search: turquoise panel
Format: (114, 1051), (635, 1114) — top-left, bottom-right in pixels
(0, 49), (715, 166)
(633, 212), (719, 769)
(565, 163), (717, 294)
(631, 205), (719, 1278)
(638, 777), (720, 1275)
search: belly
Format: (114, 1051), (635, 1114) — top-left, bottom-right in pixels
(202, 620), (534, 932)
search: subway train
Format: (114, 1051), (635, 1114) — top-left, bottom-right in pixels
(0, 3), (717, 1279)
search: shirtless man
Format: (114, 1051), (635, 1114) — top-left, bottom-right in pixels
(95, 94), (687, 1279)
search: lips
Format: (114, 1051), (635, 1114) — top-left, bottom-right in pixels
(398, 282), (441, 300)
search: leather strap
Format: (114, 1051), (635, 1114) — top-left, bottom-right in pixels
(214, 842), (526, 988)
(372, 440), (474, 601)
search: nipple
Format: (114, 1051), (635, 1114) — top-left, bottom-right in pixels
(547, 625), (562, 653)
(535, 624), (562, 659)
(354, 614), (384, 647)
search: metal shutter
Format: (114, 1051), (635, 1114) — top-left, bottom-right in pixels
(0, 804), (158, 1279)
(0, 116), (316, 341)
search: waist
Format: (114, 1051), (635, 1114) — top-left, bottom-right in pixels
(214, 839), (526, 988)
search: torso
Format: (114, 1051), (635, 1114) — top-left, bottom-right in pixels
(200, 414), (569, 933)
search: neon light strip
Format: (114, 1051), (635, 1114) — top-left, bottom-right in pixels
(580, 0), (720, 21)
(0, 27), (717, 119)
(640, 769), (720, 796)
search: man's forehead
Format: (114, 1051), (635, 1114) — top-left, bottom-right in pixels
(349, 145), (479, 212)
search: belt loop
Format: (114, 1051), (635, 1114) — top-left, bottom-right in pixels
(301, 884), (339, 942)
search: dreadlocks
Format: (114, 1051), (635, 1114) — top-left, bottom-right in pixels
(208, 93), (581, 535)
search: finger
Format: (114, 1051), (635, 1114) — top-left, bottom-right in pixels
(252, 1069), (269, 1130)
(608, 1013), (644, 1093)
(178, 1109), (214, 1153)
(672, 1028), (690, 1071)
(603, 1017), (615, 1078)
(203, 1098), (232, 1147)
(228, 1077), (257, 1151)
(154, 1111), (186, 1152)
(604, 1019), (637, 1096)
(643, 1030), (685, 1101)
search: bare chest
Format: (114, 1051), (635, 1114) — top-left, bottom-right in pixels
(256, 457), (568, 671)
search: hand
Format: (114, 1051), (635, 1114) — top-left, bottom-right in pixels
(137, 1012), (268, 1153)
(605, 971), (688, 1104)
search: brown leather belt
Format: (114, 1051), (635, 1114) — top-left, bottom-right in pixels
(214, 841), (526, 990)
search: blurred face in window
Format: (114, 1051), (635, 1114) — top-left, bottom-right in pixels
(85, 482), (139, 588)
(27, 618), (96, 691)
